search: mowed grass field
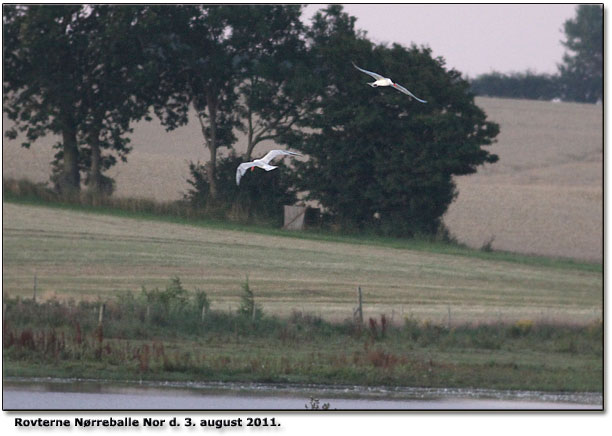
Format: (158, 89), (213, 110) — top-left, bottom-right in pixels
(2, 97), (603, 261)
(2, 202), (602, 326)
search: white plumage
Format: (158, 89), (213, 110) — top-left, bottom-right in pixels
(236, 150), (302, 185)
(352, 62), (427, 103)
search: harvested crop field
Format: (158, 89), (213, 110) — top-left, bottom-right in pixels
(444, 97), (603, 262)
(2, 97), (603, 261)
(2, 202), (602, 325)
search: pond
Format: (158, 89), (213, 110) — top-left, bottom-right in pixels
(3, 378), (602, 410)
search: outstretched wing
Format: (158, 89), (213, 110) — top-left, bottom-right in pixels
(352, 62), (385, 81)
(393, 83), (427, 103)
(260, 149), (302, 165)
(236, 162), (257, 185)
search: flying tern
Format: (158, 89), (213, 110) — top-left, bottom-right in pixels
(236, 150), (302, 185)
(352, 62), (427, 103)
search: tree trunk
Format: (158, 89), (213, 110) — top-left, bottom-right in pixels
(206, 143), (217, 200)
(246, 128), (254, 160)
(245, 95), (255, 160)
(88, 133), (103, 194)
(205, 91), (218, 200)
(59, 123), (80, 195)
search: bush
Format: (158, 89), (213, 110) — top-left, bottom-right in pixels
(470, 71), (562, 100)
(140, 277), (198, 328)
(3, 178), (58, 201)
(185, 153), (298, 225)
(237, 276), (263, 320)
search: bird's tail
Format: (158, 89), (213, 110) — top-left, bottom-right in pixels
(263, 165), (278, 172)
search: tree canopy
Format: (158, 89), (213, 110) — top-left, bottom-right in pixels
(4, 4), (500, 237)
(284, 6), (499, 236)
(470, 71), (561, 101)
(558, 4), (603, 103)
(3, 5), (158, 194)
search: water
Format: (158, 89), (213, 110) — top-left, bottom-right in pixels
(2, 378), (602, 410)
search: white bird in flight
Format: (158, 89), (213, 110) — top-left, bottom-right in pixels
(236, 150), (302, 185)
(352, 62), (427, 103)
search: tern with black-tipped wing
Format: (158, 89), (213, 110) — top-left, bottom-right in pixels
(352, 62), (427, 103)
(236, 150), (302, 185)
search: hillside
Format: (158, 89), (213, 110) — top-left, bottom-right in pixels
(2, 97), (603, 261)
(445, 97), (602, 261)
(2, 202), (602, 326)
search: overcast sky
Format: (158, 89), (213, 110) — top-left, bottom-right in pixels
(303, 4), (578, 78)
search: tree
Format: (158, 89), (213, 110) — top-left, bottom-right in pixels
(150, 5), (241, 201)
(4, 5), (85, 194)
(73, 5), (158, 195)
(287, 6), (499, 236)
(558, 5), (603, 103)
(185, 152), (297, 224)
(3, 5), (160, 195)
(230, 5), (312, 160)
(152, 5), (310, 205)
(470, 71), (561, 101)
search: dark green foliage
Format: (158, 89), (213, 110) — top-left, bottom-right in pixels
(470, 71), (562, 100)
(3, 5), (159, 194)
(4, 4), (505, 236)
(3, 5), (85, 193)
(150, 5), (309, 201)
(141, 277), (191, 327)
(147, 5), (252, 199)
(237, 276), (263, 320)
(286, 6), (499, 236)
(185, 153), (298, 225)
(558, 5), (603, 103)
(230, 5), (310, 160)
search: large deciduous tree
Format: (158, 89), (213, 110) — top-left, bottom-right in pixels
(230, 5), (312, 160)
(149, 5), (241, 201)
(4, 5), (85, 194)
(73, 5), (157, 195)
(3, 5), (159, 195)
(287, 6), (500, 236)
(152, 5), (310, 205)
(179, 5), (307, 220)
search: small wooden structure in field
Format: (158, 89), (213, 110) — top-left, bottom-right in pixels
(283, 205), (320, 230)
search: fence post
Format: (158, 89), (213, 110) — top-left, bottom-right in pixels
(33, 274), (37, 302)
(98, 303), (105, 326)
(356, 286), (363, 325)
(251, 293), (256, 321)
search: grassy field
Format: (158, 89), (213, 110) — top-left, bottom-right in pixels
(2, 199), (603, 392)
(2, 97), (602, 261)
(2, 280), (603, 392)
(2, 201), (602, 325)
